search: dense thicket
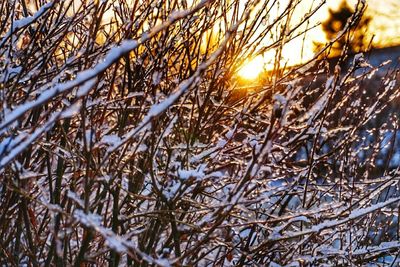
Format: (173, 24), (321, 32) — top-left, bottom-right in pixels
(1, 0), (400, 265)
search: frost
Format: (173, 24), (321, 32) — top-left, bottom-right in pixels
(74, 209), (126, 253)
(1, 0), (399, 265)
(273, 94), (287, 106)
(163, 181), (181, 200)
(101, 134), (121, 145)
(385, 80), (396, 90)
(0, 2), (54, 47)
(60, 101), (82, 119)
(1, 66), (22, 83)
(76, 78), (97, 97)
(137, 143), (148, 152)
(268, 196), (400, 242)
(67, 190), (84, 208)
(152, 71), (162, 85)
(178, 166), (205, 180)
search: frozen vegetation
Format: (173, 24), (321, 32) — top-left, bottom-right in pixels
(1, 0), (400, 266)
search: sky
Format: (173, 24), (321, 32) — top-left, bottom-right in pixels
(363, 0), (400, 46)
(236, 0), (400, 78)
(260, 0), (400, 68)
(25, 0), (399, 75)
(322, 0), (400, 47)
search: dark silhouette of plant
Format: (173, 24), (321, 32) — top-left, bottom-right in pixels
(315, 0), (372, 57)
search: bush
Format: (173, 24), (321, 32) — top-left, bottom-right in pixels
(1, 0), (400, 265)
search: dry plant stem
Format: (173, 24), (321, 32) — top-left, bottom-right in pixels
(1, 0), (400, 266)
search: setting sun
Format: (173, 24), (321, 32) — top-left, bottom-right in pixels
(238, 55), (265, 80)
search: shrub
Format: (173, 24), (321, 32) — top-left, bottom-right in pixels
(1, 0), (400, 265)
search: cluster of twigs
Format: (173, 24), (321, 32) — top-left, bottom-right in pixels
(1, 0), (400, 265)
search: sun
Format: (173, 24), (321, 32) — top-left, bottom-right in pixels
(238, 55), (265, 80)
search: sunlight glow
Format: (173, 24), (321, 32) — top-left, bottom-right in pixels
(238, 55), (265, 80)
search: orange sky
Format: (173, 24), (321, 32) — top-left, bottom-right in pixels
(236, 0), (400, 78)
(326, 0), (400, 47)
(261, 0), (400, 68)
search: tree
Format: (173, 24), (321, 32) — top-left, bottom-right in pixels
(315, 0), (372, 57)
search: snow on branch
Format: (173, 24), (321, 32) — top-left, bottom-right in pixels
(0, 0), (213, 133)
(0, 2), (55, 47)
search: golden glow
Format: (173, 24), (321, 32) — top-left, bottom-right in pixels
(238, 55), (265, 80)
